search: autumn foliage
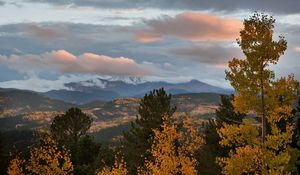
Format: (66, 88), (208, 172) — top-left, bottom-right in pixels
(7, 134), (73, 175)
(97, 158), (128, 175)
(139, 115), (202, 175)
(218, 12), (300, 174)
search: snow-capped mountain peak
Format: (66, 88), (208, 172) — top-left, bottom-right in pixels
(105, 76), (145, 85)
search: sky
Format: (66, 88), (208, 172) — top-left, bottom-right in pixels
(0, 0), (300, 92)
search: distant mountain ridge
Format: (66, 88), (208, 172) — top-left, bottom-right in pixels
(0, 88), (73, 115)
(44, 78), (230, 104)
(0, 88), (221, 140)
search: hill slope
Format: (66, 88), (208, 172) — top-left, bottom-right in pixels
(0, 88), (73, 116)
(0, 89), (222, 141)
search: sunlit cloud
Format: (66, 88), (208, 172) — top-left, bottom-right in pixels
(23, 23), (70, 39)
(0, 50), (151, 76)
(170, 43), (243, 65)
(135, 12), (242, 42)
(294, 46), (300, 52)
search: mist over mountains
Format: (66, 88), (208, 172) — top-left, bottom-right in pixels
(43, 78), (231, 104)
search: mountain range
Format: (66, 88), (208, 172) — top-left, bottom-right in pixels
(0, 85), (221, 142)
(0, 77), (225, 142)
(43, 78), (231, 104)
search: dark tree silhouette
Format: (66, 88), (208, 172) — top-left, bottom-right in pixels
(287, 97), (300, 173)
(51, 107), (97, 175)
(216, 95), (246, 125)
(122, 88), (176, 173)
(51, 107), (92, 145)
(196, 94), (245, 175)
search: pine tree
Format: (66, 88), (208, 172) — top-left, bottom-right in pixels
(218, 12), (299, 174)
(215, 95), (246, 125)
(51, 107), (92, 145)
(0, 132), (9, 175)
(292, 96), (300, 145)
(51, 107), (93, 173)
(286, 97), (300, 173)
(122, 88), (176, 173)
(196, 95), (245, 175)
(74, 135), (104, 175)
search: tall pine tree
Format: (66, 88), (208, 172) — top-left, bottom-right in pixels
(286, 97), (300, 173)
(196, 95), (245, 175)
(122, 88), (176, 173)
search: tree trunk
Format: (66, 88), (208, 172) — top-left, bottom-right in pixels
(260, 64), (266, 142)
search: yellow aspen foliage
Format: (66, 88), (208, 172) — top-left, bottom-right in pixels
(97, 158), (128, 175)
(225, 13), (299, 142)
(218, 145), (262, 175)
(7, 155), (24, 175)
(218, 76), (298, 174)
(219, 12), (300, 174)
(26, 133), (73, 175)
(218, 119), (259, 148)
(181, 117), (204, 154)
(140, 115), (202, 175)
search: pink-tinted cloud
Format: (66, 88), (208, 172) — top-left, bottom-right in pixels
(23, 23), (70, 39)
(0, 50), (150, 76)
(170, 43), (243, 65)
(135, 31), (161, 43)
(135, 12), (242, 42)
(294, 46), (300, 53)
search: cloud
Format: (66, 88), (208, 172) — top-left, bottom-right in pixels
(0, 50), (150, 76)
(0, 23), (133, 55)
(0, 74), (108, 92)
(25, 0), (300, 14)
(23, 23), (70, 39)
(170, 43), (243, 65)
(135, 31), (161, 43)
(294, 47), (300, 53)
(135, 12), (242, 42)
(0, 22), (185, 64)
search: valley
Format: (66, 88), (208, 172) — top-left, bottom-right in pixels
(0, 86), (221, 141)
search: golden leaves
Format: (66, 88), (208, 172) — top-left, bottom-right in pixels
(219, 12), (299, 175)
(7, 134), (73, 175)
(140, 115), (202, 175)
(98, 158), (128, 175)
(7, 155), (24, 175)
(217, 145), (262, 175)
(218, 119), (259, 147)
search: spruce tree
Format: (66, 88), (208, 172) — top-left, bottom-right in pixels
(51, 107), (92, 145)
(215, 95), (245, 125)
(51, 107), (93, 174)
(122, 88), (176, 173)
(287, 97), (300, 173)
(0, 132), (9, 175)
(196, 95), (245, 175)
